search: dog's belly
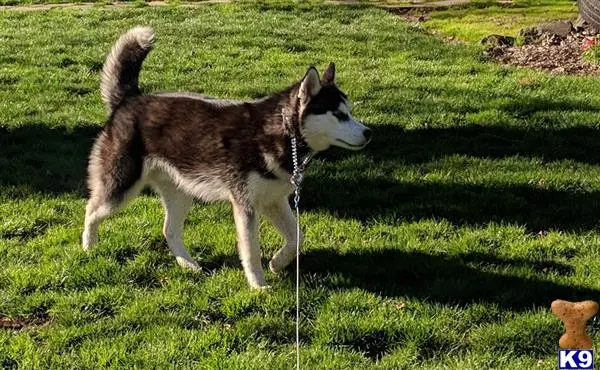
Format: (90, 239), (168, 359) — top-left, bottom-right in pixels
(183, 177), (230, 202)
(145, 157), (231, 201)
(145, 158), (293, 206)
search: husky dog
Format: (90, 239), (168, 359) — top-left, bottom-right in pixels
(82, 26), (372, 289)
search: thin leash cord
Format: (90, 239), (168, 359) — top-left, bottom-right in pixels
(295, 204), (300, 370)
(290, 136), (301, 370)
(287, 111), (315, 370)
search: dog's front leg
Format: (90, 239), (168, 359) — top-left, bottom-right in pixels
(262, 199), (302, 273)
(231, 200), (268, 289)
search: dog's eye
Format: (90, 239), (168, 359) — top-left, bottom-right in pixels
(333, 111), (349, 121)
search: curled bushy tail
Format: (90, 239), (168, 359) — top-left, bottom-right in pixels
(101, 26), (154, 113)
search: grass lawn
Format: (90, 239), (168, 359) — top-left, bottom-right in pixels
(423, 0), (579, 43)
(2, 2), (600, 369)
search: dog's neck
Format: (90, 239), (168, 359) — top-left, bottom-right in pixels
(250, 83), (314, 176)
(279, 86), (314, 176)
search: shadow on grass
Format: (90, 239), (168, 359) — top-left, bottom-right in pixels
(305, 123), (600, 231)
(305, 177), (600, 231)
(3, 123), (600, 231)
(3, 123), (600, 312)
(323, 123), (600, 165)
(301, 248), (599, 311)
(0, 124), (600, 231)
(0, 124), (98, 196)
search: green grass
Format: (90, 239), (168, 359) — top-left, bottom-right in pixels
(423, 0), (579, 43)
(583, 44), (600, 65)
(2, 3), (600, 369)
(0, 0), (181, 6)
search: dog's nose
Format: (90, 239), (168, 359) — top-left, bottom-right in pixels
(363, 129), (372, 140)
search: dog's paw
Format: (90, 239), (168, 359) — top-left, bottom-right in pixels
(269, 248), (297, 273)
(176, 257), (202, 272)
(81, 232), (97, 251)
(268, 259), (281, 274)
(248, 277), (271, 291)
(252, 284), (272, 291)
(269, 258), (290, 274)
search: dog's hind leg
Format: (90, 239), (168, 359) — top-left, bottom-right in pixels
(82, 132), (145, 250)
(82, 196), (114, 250)
(82, 180), (145, 250)
(154, 181), (200, 271)
(231, 199), (268, 289)
(262, 199), (302, 273)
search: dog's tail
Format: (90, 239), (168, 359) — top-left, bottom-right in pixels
(101, 26), (154, 113)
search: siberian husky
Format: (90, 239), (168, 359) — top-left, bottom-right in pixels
(82, 26), (372, 289)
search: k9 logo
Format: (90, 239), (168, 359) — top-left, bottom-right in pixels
(558, 350), (594, 370)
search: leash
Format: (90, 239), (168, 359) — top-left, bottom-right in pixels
(290, 134), (315, 370)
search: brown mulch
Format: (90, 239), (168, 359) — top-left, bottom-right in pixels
(0, 315), (51, 330)
(488, 33), (600, 76)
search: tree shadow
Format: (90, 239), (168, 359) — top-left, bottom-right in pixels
(322, 123), (600, 166)
(3, 121), (600, 231)
(304, 177), (600, 231)
(300, 248), (599, 312)
(305, 122), (600, 231)
(385, 0), (557, 17)
(0, 124), (99, 196)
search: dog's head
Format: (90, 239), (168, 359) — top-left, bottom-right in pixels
(298, 63), (371, 152)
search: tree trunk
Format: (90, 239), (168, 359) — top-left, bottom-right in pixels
(579, 0), (600, 29)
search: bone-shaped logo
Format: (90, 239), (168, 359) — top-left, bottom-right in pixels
(551, 299), (598, 349)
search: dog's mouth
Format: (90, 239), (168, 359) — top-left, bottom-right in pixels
(335, 138), (370, 150)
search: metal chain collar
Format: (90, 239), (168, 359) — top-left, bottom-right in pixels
(290, 136), (315, 209)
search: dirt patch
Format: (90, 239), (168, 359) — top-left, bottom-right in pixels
(489, 37), (600, 76)
(387, 7), (431, 23)
(485, 21), (600, 76)
(0, 0), (229, 12)
(386, 0), (512, 16)
(0, 220), (51, 241)
(0, 314), (51, 330)
(386, 0), (471, 11)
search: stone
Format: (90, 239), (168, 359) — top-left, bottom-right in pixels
(519, 21), (574, 44)
(481, 34), (515, 47)
(538, 21), (574, 38)
(519, 27), (542, 44)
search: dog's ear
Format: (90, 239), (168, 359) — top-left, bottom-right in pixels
(322, 62), (335, 85)
(299, 67), (321, 103)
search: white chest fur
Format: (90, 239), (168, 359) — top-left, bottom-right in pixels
(247, 172), (294, 209)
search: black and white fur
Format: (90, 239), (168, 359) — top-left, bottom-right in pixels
(82, 27), (371, 289)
